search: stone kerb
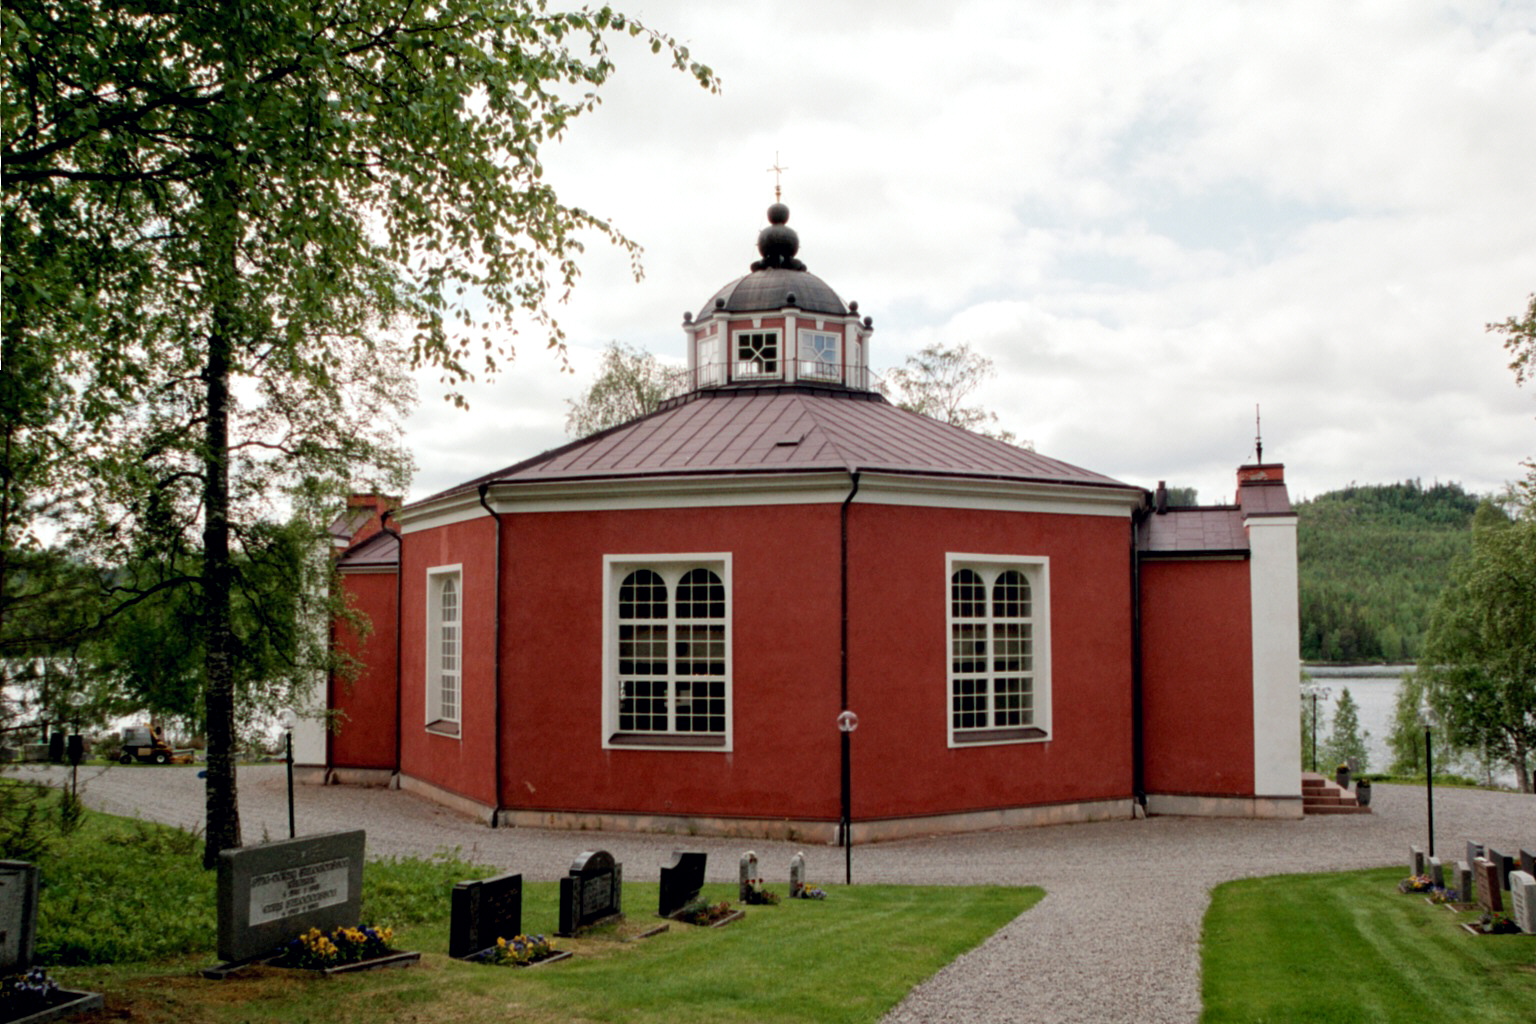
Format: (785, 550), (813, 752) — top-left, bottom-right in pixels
(1, 860), (40, 972)
(216, 830), (366, 963)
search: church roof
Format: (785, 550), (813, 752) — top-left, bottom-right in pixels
(427, 385), (1132, 503)
(698, 268), (847, 318)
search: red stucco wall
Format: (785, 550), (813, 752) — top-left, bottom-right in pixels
(847, 503), (1135, 820)
(1139, 558), (1255, 796)
(332, 570), (398, 770)
(398, 515), (500, 807)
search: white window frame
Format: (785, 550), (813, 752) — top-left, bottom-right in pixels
(945, 553), (1051, 748)
(799, 328), (841, 381)
(425, 564), (463, 737)
(602, 553), (732, 752)
(732, 329), (781, 380)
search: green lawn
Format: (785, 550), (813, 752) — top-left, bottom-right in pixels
(1202, 866), (1536, 1024)
(7, 781), (1039, 1024)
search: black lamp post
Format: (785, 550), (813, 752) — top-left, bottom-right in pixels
(281, 708), (298, 839)
(1302, 683), (1330, 773)
(837, 710), (858, 886)
(1418, 702), (1438, 858)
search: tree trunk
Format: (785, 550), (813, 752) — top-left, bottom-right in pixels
(201, 179), (241, 869)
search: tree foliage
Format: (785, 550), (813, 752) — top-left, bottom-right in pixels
(1420, 504), (1536, 793)
(1322, 686), (1369, 772)
(1296, 480), (1481, 662)
(565, 341), (687, 437)
(3, 0), (715, 864)
(1489, 291), (1536, 387)
(884, 343), (1022, 445)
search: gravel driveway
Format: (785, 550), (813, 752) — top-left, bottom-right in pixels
(14, 763), (1533, 1023)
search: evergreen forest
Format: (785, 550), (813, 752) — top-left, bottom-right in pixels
(1296, 480), (1482, 663)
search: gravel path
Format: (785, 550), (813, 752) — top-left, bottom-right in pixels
(13, 764), (1534, 1023)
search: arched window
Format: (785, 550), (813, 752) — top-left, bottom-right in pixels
(948, 559), (1048, 745)
(609, 558), (731, 748)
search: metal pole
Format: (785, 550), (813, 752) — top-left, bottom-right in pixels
(1310, 694), (1318, 772)
(1424, 726), (1434, 858)
(286, 729), (296, 839)
(840, 729), (851, 885)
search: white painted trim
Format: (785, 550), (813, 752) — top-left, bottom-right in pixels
(1247, 517), (1301, 796)
(399, 470), (1142, 533)
(601, 553), (734, 753)
(945, 553), (1052, 748)
(425, 564), (463, 736)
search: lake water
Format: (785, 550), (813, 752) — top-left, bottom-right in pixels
(1303, 664), (1519, 789)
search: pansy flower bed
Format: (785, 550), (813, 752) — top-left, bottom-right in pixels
(2, 967), (102, 1024)
(794, 884), (827, 900)
(676, 897), (738, 926)
(480, 934), (569, 967)
(1397, 874), (1434, 894)
(271, 925), (407, 971)
(741, 879), (780, 905)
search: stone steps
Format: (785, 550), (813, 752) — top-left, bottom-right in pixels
(1301, 772), (1371, 815)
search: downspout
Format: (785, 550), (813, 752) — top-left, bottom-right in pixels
(478, 483), (505, 828)
(1130, 500), (1149, 816)
(839, 469), (860, 882)
(380, 509), (404, 787)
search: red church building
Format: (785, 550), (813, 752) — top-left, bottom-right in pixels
(324, 204), (1303, 840)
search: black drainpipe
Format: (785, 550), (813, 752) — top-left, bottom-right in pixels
(1130, 499), (1149, 814)
(478, 484), (506, 828)
(380, 509), (404, 785)
(839, 469), (860, 884)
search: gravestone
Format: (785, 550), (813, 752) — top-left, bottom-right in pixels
(558, 850), (622, 937)
(739, 851), (758, 902)
(1455, 860), (1473, 900)
(1509, 871), (1536, 935)
(216, 829), (366, 963)
(1473, 857), (1503, 914)
(1485, 847), (1515, 890)
(1427, 856), (1444, 890)
(789, 852), (806, 899)
(1, 860), (40, 972)
(1521, 849), (1536, 878)
(450, 872), (523, 959)
(1409, 845), (1425, 877)
(1465, 841), (1484, 868)
(658, 851), (707, 918)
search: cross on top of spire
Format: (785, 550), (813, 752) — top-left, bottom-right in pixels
(767, 151), (788, 201)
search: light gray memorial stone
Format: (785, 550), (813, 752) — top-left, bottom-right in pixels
(1409, 845), (1425, 877)
(1509, 871), (1536, 935)
(1456, 860), (1473, 900)
(739, 851), (759, 903)
(1, 860), (40, 972)
(1428, 856), (1444, 889)
(1465, 841), (1484, 868)
(789, 852), (806, 899)
(216, 829), (366, 963)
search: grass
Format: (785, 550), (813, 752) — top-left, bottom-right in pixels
(1202, 866), (1536, 1024)
(9, 781), (1038, 1023)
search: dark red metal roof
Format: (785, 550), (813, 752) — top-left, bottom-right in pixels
(422, 385), (1131, 506)
(1138, 507), (1248, 554)
(336, 528), (399, 569)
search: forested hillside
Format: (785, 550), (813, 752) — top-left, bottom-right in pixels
(1297, 481), (1481, 662)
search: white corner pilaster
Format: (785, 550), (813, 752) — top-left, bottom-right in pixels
(1248, 515), (1301, 796)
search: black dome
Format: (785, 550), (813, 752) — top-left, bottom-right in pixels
(698, 268), (848, 319)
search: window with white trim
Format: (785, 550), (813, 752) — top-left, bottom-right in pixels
(605, 556), (731, 749)
(799, 329), (840, 381)
(734, 330), (779, 379)
(947, 556), (1050, 746)
(426, 566), (462, 735)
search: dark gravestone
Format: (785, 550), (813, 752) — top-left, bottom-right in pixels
(1, 861), (40, 972)
(1521, 849), (1536, 879)
(1473, 857), (1503, 914)
(558, 850), (623, 937)
(1485, 848), (1515, 891)
(658, 851), (707, 918)
(216, 830), (366, 963)
(450, 872), (522, 959)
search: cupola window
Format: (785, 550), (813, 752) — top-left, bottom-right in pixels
(799, 329), (840, 381)
(735, 330), (780, 379)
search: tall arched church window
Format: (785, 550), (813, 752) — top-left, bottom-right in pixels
(947, 558), (1049, 745)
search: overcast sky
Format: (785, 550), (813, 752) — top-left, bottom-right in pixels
(401, 0), (1536, 507)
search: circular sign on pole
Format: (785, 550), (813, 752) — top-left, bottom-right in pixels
(837, 710), (859, 733)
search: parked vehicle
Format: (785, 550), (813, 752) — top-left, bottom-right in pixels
(116, 725), (193, 765)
